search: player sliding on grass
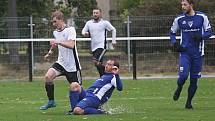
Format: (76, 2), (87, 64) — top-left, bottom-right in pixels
(40, 10), (82, 110)
(170, 0), (212, 109)
(68, 59), (123, 115)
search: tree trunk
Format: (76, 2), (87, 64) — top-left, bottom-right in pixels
(7, 0), (20, 64)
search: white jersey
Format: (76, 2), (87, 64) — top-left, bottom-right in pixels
(82, 19), (116, 51)
(53, 26), (81, 72)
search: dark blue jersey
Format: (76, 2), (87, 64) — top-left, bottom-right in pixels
(170, 11), (212, 56)
(86, 72), (123, 104)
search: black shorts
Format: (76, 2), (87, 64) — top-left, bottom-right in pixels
(92, 48), (106, 62)
(51, 63), (82, 84)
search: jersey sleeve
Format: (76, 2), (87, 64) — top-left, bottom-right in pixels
(105, 21), (116, 43)
(81, 22), (89, 36)
(111, 74), (123, 91)
(202, 15), (212, 39)
(68, 27), (76, 41)
(170, 18), (179, 44)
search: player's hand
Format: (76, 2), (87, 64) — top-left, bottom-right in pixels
(172, 42), (186, 52)
(112, 42), (117, 48)
(84, 32), (90, 37)
(112, 66), (119, 74)
(50, 40), (58, 48)
(44, 54), (50, 61)
(192, 34), (202, 42)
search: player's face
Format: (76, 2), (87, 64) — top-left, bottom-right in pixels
(93, 9), (101, 21)
(105, 60), (115, 72)
(181, 0), (192, 14)
(52, 17), (63, 30)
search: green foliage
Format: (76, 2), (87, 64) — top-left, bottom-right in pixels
(16, 0), (54, 17)
(116, 0), (215, 16)
(68, 0), (97, 17)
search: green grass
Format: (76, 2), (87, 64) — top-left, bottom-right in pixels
(0, 78), (215, 121)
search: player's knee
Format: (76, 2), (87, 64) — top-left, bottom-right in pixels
(190, 78), (198, 87)
(179, 73), (189, 81)
(73, 107), (84, 115)
(70, 82), (81, 92)
(45, 74), (53, 82)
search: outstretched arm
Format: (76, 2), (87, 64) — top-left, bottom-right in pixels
(115, 74), (123, 91)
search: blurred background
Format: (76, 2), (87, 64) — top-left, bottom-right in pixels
(0, 0), (215, 81)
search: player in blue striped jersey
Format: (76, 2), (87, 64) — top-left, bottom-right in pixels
(170, 0), (212, 109)
(68, 59), (122, 115)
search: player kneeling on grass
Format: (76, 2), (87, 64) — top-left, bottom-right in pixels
(68, 59), (123, 115)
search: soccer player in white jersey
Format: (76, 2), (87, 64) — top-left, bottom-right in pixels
(68, 59), (122, 115)
(40, 11), (82, 110)
(82, 8), (116, 77)
(170, 0), (212, 109)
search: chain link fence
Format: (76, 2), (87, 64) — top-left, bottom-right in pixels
(0, 15), (215, 81)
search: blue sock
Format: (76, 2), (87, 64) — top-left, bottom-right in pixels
(79, 87), (86, 100)
(69, 91), (80, 111)
(84, 107), (104, 114)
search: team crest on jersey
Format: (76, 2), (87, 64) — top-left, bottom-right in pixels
(182, 21), (186, 25)
(188, 21), (193, 27)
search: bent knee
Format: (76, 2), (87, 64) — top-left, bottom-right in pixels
(73, 107), (84, 115)
(70, 82), (81, 92)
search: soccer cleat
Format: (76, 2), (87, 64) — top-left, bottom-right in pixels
(173, 87), (182, 101)
(39, 100), (56, 110)
(185, 104), (193, 109)
(67, 110), (73, 115)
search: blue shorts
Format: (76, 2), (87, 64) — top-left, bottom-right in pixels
(76, 96), (101, 109)
(179, 53), (203, 78)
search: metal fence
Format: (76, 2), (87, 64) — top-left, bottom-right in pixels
(0, 15), (215, 81)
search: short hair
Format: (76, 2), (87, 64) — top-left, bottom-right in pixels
(51, 10), (64, 20)
(182, 0), (194, 4)
(93, 7), (102, 12)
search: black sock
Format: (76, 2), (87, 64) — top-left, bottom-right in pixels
(45, 82), (54, 100)
(96, 64), (105, 77)
(187, 78), (198, 105)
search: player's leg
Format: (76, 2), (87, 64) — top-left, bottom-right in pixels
(68, 82), (86, 114)
(73, 97), (104, 115)
(66, 70), (84, 114)
(173, 54), (190, 101)
(92, 48), (106, 77)
(186, 56), (202, 109)
(40, 63), (62, 110)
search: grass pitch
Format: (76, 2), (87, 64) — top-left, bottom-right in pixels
(0, 78), (215, 121)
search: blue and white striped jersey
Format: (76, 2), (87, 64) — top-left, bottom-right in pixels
(170, 11), (212, 56)
(86, 73), (123, 104)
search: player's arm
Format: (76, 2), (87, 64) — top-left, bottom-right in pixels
(170, 18), (179, 44)
(202, 15), (213, 39)
(81, 22), (90, 37)
(51, 27), (76, 49)
(52, 39), (75, 49)
(105, 21), (116, 46)
(115, 74), (123, 91)
(44, 42), (56, 61)
(111, 66), (123, 91)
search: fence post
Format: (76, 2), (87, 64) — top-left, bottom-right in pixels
(126, 16), (131, 72)
(132, 39), (137, 80)
(28, 15), (35, 82)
